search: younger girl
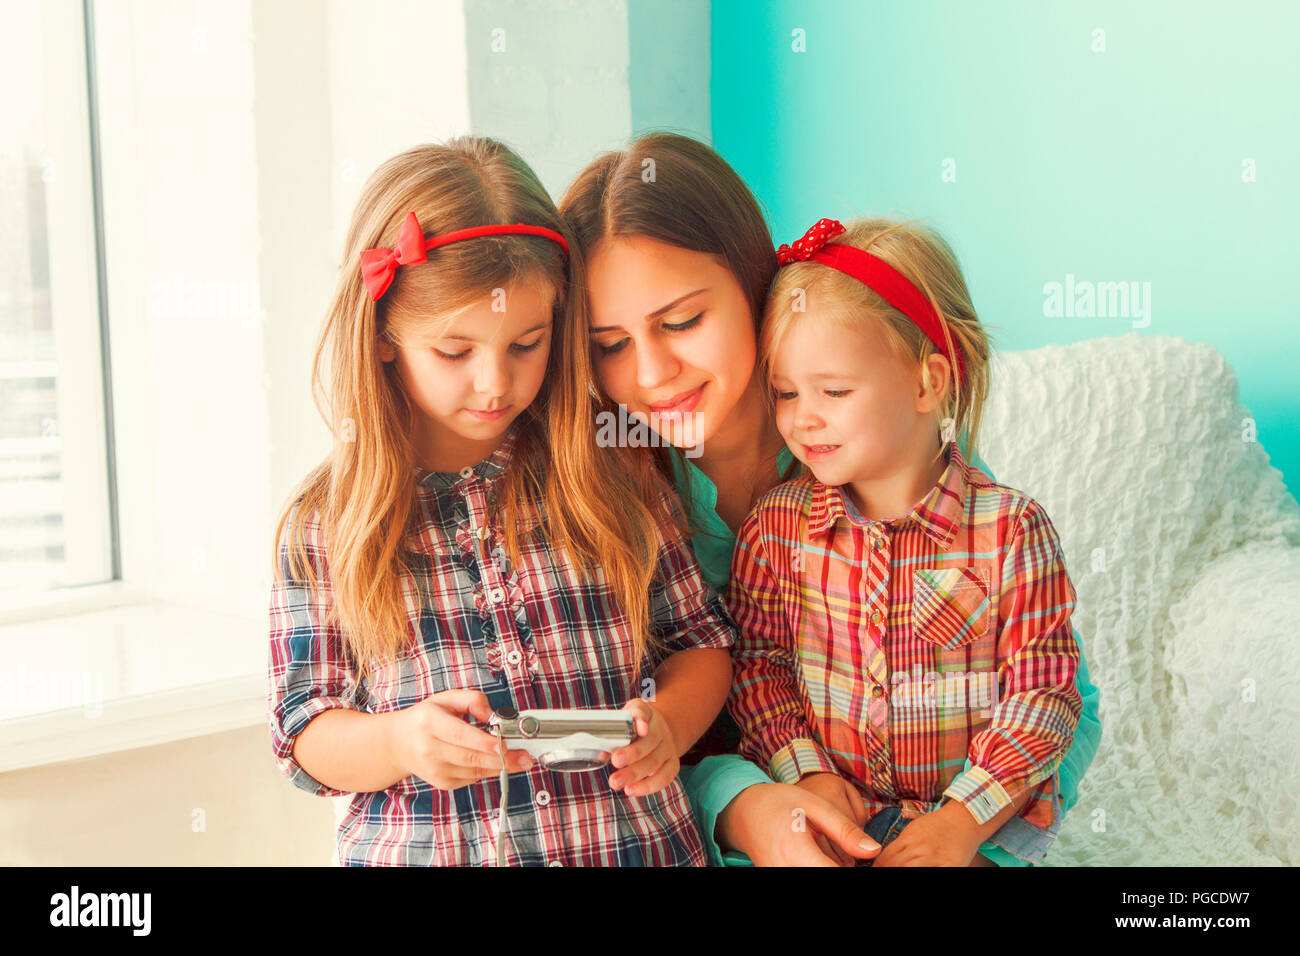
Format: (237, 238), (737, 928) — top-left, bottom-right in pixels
(267, 138), (734, 866)
(726, 216), (1083, 865)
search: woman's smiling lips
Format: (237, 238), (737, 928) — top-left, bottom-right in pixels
(647, 383), (706, 420)
(465, 405), (512, 421)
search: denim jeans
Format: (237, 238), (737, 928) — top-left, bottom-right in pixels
(858, 807), (911, 866)
(857, 806), (1025, 867)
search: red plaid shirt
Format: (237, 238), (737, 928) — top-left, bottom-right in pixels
(268, 420), (736, 866)
(725, 440), (1081, 836)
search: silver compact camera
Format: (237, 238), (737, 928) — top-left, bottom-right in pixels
(487, 706), (637, 772)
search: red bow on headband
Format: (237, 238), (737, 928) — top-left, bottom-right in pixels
(359, 211), (570, 302)
(360, 212), (428, 301)
(775, 217), (846, 265)
(773, 217), (967, 387)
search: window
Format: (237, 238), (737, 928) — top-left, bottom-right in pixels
(0, 0), (115, 597)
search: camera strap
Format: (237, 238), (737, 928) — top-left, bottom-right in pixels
(493, 726), (510, 867)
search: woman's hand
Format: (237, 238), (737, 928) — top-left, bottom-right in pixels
(716, 782), (881, 867)
(391, 689), (533, 791)
(608, 699), (680, 797)
(795, 772), (871, 865)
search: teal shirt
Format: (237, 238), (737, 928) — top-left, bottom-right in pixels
(672, 437), (1103, 867)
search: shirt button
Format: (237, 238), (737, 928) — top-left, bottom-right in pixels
(870, 609), (883, 625)
(506, 649), (523, 666)
(871, 683), (884, 697)
(547, 859), (564, 867)
(535, 789), (551, 807)
(459, 466), (474, 479)
(872, 536), (886, 550)
(490, 587), (506, 603)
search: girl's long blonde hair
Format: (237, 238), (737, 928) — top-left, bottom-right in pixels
(763, 217), (993, 466)
(272, 137), (679, 688)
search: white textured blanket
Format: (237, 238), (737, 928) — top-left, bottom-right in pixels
(980, 333), (1300, 865)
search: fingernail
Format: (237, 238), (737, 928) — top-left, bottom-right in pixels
(860, 839), (880, 851)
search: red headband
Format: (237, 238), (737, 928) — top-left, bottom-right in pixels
(775, 218), (966, 387)
(360, 211), (570, 301)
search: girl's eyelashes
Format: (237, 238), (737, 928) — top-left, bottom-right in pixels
(510, 337), (544, 354)
(433, 336), (545, 362)
(593, 313), (702, 357)
(770, 387), (853, 399)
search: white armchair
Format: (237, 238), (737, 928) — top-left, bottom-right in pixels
(979, 332), (1300, 865)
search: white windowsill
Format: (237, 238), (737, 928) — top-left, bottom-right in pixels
(0, 579), (153, 626)
(0, 594), (267, 774)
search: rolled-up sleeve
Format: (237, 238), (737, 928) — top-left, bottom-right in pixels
(941, 500), (1082, 832)
(647, 482), (738, 658)
(267, 500), (368, 797)
(680, 754), (772, 867)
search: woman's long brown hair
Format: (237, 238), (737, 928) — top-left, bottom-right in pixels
(558, 133), (796, 532)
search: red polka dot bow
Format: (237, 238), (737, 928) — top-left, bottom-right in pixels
(775, 217), (846, 265)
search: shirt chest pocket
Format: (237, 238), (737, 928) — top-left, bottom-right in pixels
(910, 566), (992, 650)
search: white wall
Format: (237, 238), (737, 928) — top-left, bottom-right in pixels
(324, 0), (472, 249)
(465, 0), (634, 198)
(0, 724), (334, 866)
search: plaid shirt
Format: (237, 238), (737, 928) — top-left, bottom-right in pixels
(268, 420), (736, 866)
(725, 440), (1081, 839)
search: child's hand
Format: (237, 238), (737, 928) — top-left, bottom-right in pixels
(608, 699), (679, 797)
(392, 689), (533, 791)
(871, 801), (983, 866)
(795, 772), (869, 865)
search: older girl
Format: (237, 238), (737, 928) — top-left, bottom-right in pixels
(268, 137), (733, 866)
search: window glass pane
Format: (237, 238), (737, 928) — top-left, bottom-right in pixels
(0, 0), (114, 596)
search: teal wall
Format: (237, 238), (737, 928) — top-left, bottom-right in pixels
(710, 0), (1298, 496)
